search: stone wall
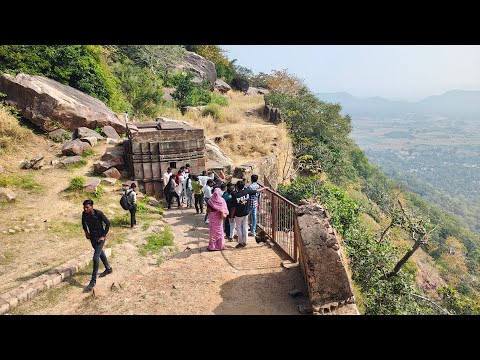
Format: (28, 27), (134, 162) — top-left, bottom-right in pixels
(295, 203), (359, 315)
(125, 119), (206, 196)
(263, 104), (282, 124)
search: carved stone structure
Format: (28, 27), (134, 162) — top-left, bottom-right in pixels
(124, 118), (206, 196)
(295, 204), (359, 315)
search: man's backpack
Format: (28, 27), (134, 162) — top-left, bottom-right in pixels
(120, 190), (132, 210)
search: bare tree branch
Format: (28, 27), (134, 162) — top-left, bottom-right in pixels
(410, 293), (450, 315)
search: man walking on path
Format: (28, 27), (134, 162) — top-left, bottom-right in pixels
(230, 181), (268, 249)
(247, 174), (262, 236)
(82, 199), (112, 291)
(126, 183), (137, 227)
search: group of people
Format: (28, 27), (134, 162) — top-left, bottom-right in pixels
(80, 165), (268, 291)
(162, 164), (268, 251)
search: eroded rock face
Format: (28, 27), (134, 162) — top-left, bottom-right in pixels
(204, 138), (234, 174)
(295, 204), (356, 314)
(175, 51), (217, 85)
(0, 73), (126, 133)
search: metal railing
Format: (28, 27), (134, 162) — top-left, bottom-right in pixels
(257, 176), (299, 262)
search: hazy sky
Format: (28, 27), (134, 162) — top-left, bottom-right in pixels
(221, 45), (480, 101)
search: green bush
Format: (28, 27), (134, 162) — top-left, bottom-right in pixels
(201, 104), (222, 120)
(209, 92), (228, 106)
(171, 72), (211, 107)
(110, 57), (164, 117)
(279, 177), (438, 314)
(67, 176), (85, 191)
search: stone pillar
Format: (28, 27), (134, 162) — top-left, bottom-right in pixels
(295, 204), (358, 315)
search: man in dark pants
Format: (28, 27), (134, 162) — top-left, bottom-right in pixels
(82, 199), (113, 291)
(126, 183), (137, 227)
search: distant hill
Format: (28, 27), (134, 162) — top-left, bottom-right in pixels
(316, 90), (480, 119)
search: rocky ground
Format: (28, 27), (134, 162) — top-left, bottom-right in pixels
(10, 206), (309, 314)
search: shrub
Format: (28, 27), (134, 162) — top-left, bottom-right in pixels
(67, 176), (85, 191)
(171, 72), (211, 107)
(209, 92), (228, 106)
(201, 104), (222, 120)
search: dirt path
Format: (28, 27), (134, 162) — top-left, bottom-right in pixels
(12, 205), (309, 314)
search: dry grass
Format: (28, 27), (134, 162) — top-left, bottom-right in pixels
(156, 91), (292, 176)
(0, 106), (34, 155)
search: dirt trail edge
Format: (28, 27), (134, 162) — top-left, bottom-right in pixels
(11, 206), (309, 314)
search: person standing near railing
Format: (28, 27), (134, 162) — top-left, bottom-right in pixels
(247, 174), (261, 236)
(230, 180), (269, 249)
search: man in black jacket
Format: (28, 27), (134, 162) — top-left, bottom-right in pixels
(82, 199), (113, 291)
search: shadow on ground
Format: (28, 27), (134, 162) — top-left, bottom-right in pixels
(213, 270), (309, 315)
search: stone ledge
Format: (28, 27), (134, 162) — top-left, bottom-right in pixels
(0, 250), (91, 315)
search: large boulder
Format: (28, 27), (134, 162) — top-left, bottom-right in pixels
(231, 78), (249, 92)
(175, 51), (217, 85)
(0, 188), (16, 202)
(214, 79), (231, 94)
(0, 73), (126, 133)
(101, 126), (120, 140)
(204, 138), (234, 174)
(246, 86), (270, 95)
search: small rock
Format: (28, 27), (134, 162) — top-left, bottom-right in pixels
(2, 231), (7, 234)
(102, 167), (121, 179)
(0, 188), (16, 203)
(80, 137), (97, 147)
(110, 282), (122, 291)
(148, 198), (160, 207)
(172, 284), (179, 289)
(106, 138), (121, 145)
(24, 229), (30, 233)
(14, 226), (21, 231)
(31, 158), (45, 170)
(59, 155), (84, 168)
(83, 178), (101, 193)
(101, 178), (117, 186)
(49, 129), (71, 142)
(0, 165), (4, 173)
(8, 229), (15, 234)
(297, 305), (313, 314)
(75, 127), (104, 140)
(51, 159), (60, 166)
(289, 289), (303, 298)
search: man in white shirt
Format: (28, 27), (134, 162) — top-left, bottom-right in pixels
(198, 170), (213, 190)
